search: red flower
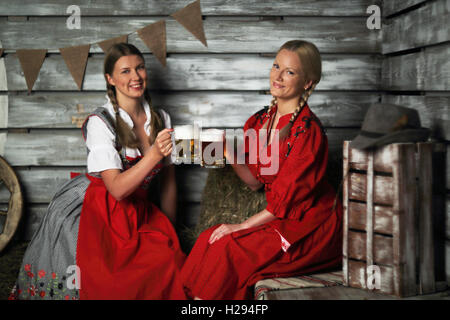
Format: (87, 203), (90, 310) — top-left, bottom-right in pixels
(24, 264), (31, 272)
(28, 285), (36, 296)
(27, 271), (34, 278)
(52, 272), (57, 279)
(65, 295), (70, 300)
(38, 270), (46, 279)
(39, 291), (46, 298)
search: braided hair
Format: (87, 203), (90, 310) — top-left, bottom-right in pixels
(263, 40), (322, 141)
(104, 43), (164, 148)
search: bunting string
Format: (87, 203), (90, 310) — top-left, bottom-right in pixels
(0, 0), (207, 92)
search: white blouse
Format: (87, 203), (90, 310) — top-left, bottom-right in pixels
(85, 95), (174, 174)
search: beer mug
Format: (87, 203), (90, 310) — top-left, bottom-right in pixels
(200, 129), (225, 168)
(174, 125), (196, 164)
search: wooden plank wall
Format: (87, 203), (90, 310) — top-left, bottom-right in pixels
(1, 1), (382, 241)
(381, 0), (450, 285)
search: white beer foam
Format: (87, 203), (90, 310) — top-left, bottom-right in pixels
(174, 125), (194, 139)
(200, 129), (224, 142)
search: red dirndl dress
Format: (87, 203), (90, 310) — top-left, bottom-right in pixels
(181, 104), (343, 300)
(75, 110), (186, 300)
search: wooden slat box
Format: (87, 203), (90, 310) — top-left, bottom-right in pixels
(342, 141), (435, 297)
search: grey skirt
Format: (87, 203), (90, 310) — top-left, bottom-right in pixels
(9, 174), (90, 300)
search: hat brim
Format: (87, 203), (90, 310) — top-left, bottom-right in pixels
(349, 128), (430, 150)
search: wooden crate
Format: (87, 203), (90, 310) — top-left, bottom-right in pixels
(342, 141), (435, 297)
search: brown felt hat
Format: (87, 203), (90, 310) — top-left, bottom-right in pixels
(350, 103), (430, 150)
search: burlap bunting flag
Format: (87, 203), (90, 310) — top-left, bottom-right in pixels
(98, 35), (128, 53)
(172, 0), (207, 47)
(12, 0), (209, 88)
(16, 49), (47, 93)
(59, 44), (90, 90)
(137, 20), (167, 67)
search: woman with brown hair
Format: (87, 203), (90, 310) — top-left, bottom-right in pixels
(10, 43), (186, 300)
(181, 40), (343, 300)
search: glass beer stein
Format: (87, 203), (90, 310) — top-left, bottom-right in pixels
(200, 129), (225, 168)
(174, 125), (196, 164)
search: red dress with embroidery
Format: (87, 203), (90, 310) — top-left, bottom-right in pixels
(76, 113), (187, 300)
(181, 104), (343, 300)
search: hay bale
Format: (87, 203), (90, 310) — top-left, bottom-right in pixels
(179, 155), (343, 253)
(0, 241), (28, 300)
(181, 165), (266, 251)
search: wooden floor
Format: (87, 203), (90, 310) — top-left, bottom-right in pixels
(263, 286), (450, 300)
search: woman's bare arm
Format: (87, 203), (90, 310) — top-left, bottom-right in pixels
(101, 128), (173, 201)
(209, 209), (276, 244)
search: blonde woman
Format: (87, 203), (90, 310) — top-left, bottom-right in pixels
(10, 43), (186, 300)
(181, 40), (343, 300)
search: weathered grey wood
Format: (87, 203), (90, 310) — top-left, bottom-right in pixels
(424, 45), (450, 92)
(382, 0), (450, 54)
(382, 44), (450, 91)
(348, 143), (408, 173)
(0, 167), (85, 203)
(383, 0), (429, 17)
(3, 130), (87, 166)
(348, 230), (394, 265)
(447, 239), (450, 285)
(394, 144), (418, 297)
(0, 52), (6, 91)
(417, 143), (436, 294)
(349, 140), (450, 193)
(348, 201), (394, 235)
(343, 141), (350, 286)
(4, 92), (379, 129)
(0, 165), (207, 204)
(349, 172), (394, 205)
(0, 17), (380, 54)
(18, 202), (203, 241)
(0, 95), (7, 128)
(366, 151), (374, 266)
(381, 95), (450, 141)
(348, 260), (395, 294)
(265, 284), (450, 300)
(344, 142), (437, 297)
(447, 197), (450, 239)
(175, 165), (208, 203)
(2, 128), (359, 166)
(447, 144), (450, 191)
(263, 284), (400, 300)
(20, 204), (47, 241)
(5, 54), (382, 91)
(0, 0), (382, 16)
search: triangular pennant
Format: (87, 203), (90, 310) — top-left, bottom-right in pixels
(59, 44), (90, 90)
(137, 20), (167, 67)
(16, 49), (47, 93)
(171, 0), (207, 47)
(0, 49), (4, 57)
(98, 35), (128, 53)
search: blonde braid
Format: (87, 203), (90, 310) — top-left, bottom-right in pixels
(144, 90), (164, 146)
(106, 84), (140, 148)
(261, 96), (278, 130)
(278, 83), (316, 140)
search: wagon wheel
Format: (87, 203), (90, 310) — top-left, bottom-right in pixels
(0, 156), (23, 253)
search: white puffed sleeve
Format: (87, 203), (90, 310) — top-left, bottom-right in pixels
(85, 116), (123, 173)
